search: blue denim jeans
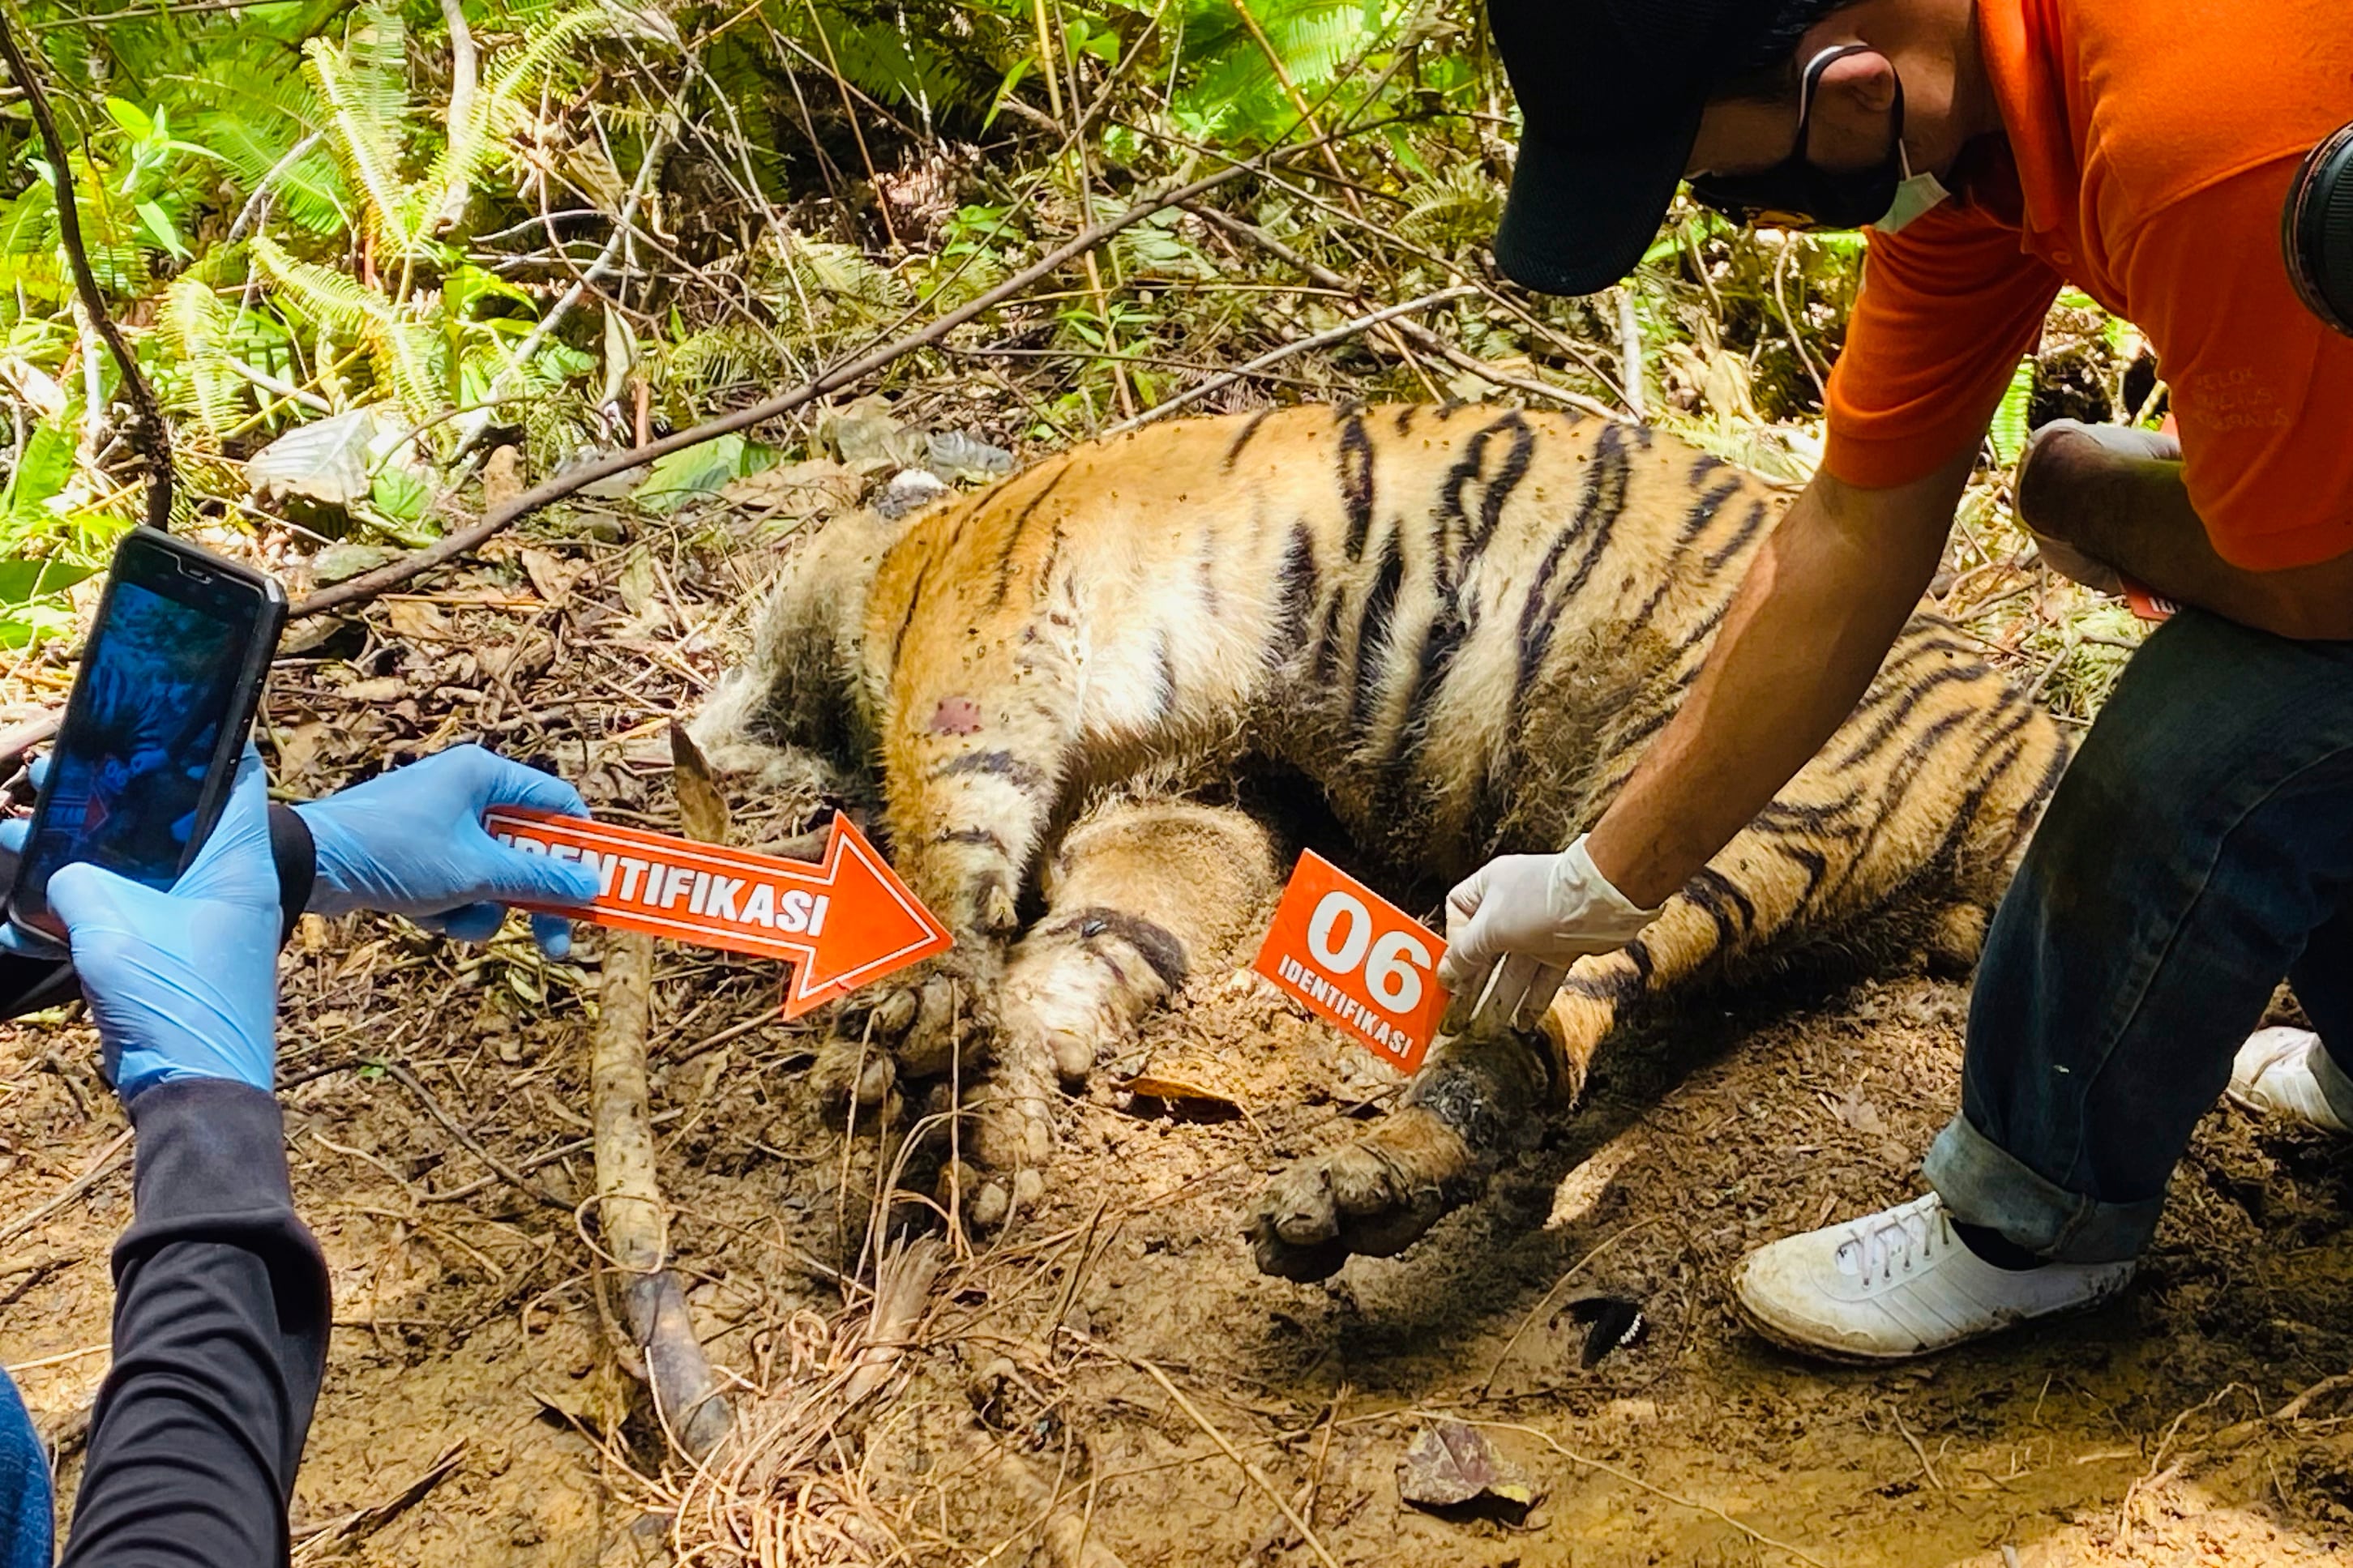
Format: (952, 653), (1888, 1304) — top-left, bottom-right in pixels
(0, 1372), (51, 1566)
(1923, 606), (2353, 1264)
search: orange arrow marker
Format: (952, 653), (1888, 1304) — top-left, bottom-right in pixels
(485, 808), (953, 1017)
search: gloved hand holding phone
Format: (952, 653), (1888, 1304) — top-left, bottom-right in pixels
(2, 742), (598, 968)
(45, 744), (281, 1097)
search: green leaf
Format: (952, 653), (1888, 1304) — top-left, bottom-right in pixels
(632, 432), (750, 512)
(370, 466), (430, 523)
(1989, 357), (2035, 467)
(3, 424), (75, 528)
(0, 557), (95, 604)
(136, 200), (190, 259)
(103, 98), (156, 139)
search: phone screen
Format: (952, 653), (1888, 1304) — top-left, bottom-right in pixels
(11, 543), (275, 942)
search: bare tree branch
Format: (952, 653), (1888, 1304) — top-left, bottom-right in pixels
(0, 13), (173, 532)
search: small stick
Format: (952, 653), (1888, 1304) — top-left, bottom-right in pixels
(1101, 287), (1480, 434)
(1132, 1357), (1341, 1568)
(0, 1127), (132, 1246)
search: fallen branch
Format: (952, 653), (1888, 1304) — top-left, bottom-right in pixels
(584, 723), (738, 1462)
(0, 15), (173, 532)
(592, 923), (733, 1460)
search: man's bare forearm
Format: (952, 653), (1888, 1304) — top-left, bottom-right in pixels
(1586, 454), (1973, 909)
(2019, 421), (2353, 640)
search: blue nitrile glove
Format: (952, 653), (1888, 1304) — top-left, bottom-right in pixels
(48, 745), (280, 1100)
(292, 743), (598, 958)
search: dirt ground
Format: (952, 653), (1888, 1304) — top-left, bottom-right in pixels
(3, 502), (2351, 1567)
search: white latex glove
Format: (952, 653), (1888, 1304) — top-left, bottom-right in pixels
(1435, 835), (1666, 1032)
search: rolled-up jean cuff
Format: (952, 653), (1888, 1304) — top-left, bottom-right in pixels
(1923, 1113), (2163, 1265)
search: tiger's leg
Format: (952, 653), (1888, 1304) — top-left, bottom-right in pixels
(1246, 823), (1894, 1281)
(814, 629), (1086, 1109)
(964, 798), (1281, 1221)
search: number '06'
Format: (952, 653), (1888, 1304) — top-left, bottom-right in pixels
(1303, 890), (1433, 1012)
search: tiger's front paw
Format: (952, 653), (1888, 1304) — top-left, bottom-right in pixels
(830, 951), (999, 1086)
(1245, 1107), (1480, 1281)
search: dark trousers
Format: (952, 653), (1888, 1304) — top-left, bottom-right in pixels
(1924, 607), (2353, 1263)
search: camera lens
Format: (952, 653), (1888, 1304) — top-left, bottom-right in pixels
(2286, 123), (2353, 336)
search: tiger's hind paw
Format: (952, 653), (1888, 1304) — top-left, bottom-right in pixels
(1245, 1107), (1479, 1281)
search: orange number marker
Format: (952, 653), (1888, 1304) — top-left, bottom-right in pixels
(486, 809), (952, 1017)
(1252, 851), (1448, 1073)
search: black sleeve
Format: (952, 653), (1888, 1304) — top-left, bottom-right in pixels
(61, 1079), (331, 1567)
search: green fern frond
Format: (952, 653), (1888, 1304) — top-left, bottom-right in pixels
(303, 5), (426, 257)
(1396, 167), (1504, 249)
(249, 233), (391, 336)
(425, 4), (610, 229)
(157, 277), (248, 438)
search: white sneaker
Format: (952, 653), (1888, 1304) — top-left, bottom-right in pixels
(1731, 1194), (2135, 1363)
(2227, 1027), (2352, 1134)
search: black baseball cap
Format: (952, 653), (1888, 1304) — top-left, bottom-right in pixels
(1489, 0), (1790, 295)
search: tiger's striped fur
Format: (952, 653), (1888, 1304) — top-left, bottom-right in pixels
(691, 404), (2067, 1273)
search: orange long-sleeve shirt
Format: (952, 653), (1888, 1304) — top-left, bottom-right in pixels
(1823, 0), (2353, 570)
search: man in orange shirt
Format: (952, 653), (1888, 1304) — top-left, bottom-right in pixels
(1438, 0), (2353, 1359)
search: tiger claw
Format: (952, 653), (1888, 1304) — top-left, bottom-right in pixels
(810, 1034), (898, 1113)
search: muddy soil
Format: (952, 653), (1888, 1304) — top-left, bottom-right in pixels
(2, 513), (2348, 1567)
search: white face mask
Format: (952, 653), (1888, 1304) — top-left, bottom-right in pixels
(1876, 142), (1953, 234)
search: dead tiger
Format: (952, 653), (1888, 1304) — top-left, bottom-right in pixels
(688, 404), (2067, 1279)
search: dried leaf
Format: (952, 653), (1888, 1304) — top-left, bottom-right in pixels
(719, 458), (865, 521)
(616, 546), (659, 618)
(482, 444), (525, 510)
(385, 600), (452, 642)
(518, 548), (579, 609)
(247, 406), (388, 511)
(1397, 1420), (1538, 1520)
(310, 542), (406, 584)
(1120, 1072), (1239, 1116)
(669, 723), (731, 845)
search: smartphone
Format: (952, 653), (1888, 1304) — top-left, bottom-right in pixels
(5, 528), (286, 949)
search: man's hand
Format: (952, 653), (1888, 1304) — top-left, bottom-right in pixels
(293, 744), (599, 957)
(49, 746), (280, 1100)
(1435, 836), (1665, 1032)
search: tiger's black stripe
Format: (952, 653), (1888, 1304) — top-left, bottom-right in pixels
(1524, 424), (1636, 669)
(1560, 938), (1654, 1009)
(1681, 867), (1756, 948)
(889, 572), (928, 671)
(988, 466), (1072, 607)
(1350, 531), (1405, 735)
(1222, 408), (1277, 471)
(1340, 414), (1377, 562)
(1830, 662), (1996, 771)
(1677, 478), (1744, 542)
(1311, 591), (1348, 685)
(1273, 523), (1319, 654)
(1702, 499), (1771, 574)
(933, 749), (1049, 792)
(1048, 907), (1191, 991)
